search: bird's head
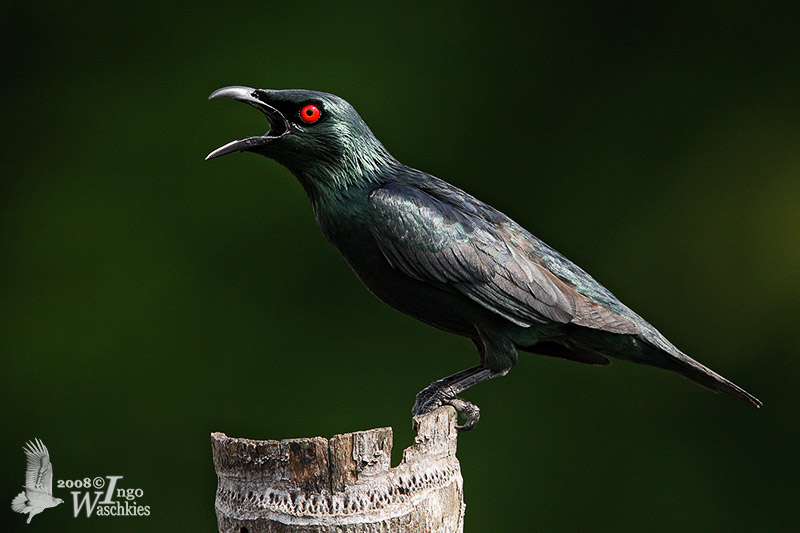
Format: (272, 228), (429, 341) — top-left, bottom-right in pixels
(206, 86), (396, 195)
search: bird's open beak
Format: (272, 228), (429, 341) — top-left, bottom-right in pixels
(205, 86), (289, 160)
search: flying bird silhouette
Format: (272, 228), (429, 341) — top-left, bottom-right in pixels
(206, 86), (761, 430)
(11, 439), (64, 523)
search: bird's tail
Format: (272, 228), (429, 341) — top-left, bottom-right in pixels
(567, 327), (762, 407)
(11, 491), (28, 513)
(669, 350), (762, 408)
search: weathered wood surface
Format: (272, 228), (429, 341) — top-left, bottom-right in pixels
(212, 407), (464, 532)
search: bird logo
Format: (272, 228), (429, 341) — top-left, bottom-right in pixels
(11, 439), (64, 523)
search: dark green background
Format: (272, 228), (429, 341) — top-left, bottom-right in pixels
(2, 2), (798, 531)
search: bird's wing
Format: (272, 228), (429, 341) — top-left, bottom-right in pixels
(368, 181), (639, 334)
(368, 182), (581, 326)
(23, 439), (54, 495)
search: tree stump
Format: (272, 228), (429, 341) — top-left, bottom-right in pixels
(211, 406), (465, 532)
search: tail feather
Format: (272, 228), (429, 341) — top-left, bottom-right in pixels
(669, 350), (762, 408)
(564, 327), (762, 407)
(11, 491), (28, 513)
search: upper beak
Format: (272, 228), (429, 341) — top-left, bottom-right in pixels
(205, 86), (289, 160)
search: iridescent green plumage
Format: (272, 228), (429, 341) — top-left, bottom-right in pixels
(207, 86), (761, 430)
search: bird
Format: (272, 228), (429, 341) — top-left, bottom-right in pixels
(206, 86), (761, 430)
(11, 439), (64, 523)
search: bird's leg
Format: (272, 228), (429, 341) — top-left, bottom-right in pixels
(412, 365), (507, 431)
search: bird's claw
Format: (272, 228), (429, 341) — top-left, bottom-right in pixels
(412, 388), (439, 416)
(412, 391), (481, 432)
(443, 397), (481, 432)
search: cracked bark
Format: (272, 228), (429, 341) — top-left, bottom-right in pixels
(211, 406), (465, 532)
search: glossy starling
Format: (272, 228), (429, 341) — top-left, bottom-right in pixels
(207, 86), (761, 430)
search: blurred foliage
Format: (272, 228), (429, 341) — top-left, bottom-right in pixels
(1, 2), (798, 531)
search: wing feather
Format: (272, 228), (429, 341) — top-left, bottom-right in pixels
(368, 180), (639, 334)
(369, 182), (579, 327)
(23, 439), (53, 495)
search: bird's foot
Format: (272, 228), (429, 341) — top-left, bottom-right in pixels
(413, 389), (481, 432)
(412, 385), (439, 416)
(412, 365), (499, 431)
(443, 396), (481, 432)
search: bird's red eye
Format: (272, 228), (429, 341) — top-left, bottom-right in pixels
(300, 104), (321, 123)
